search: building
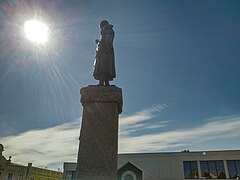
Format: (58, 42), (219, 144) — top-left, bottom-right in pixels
(0, 144), (63, 180)
(26, 163), (63, 180)
(63, 150), (240, 180)
(0, 144), (28, 180)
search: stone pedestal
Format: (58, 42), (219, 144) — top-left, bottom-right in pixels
(76, 86), (123, 180)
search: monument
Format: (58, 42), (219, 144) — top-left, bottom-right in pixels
(76, 20), (123, 180)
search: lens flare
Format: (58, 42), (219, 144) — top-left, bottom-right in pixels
(24, 20), (49, 44)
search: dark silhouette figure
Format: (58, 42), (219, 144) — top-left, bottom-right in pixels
(93, 20), (116, 86)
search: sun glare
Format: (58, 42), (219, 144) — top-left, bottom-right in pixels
(24, 20), (49, 44)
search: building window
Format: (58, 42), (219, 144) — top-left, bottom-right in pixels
(18, 174), (24, 180)
(72, 171), (76, 180)
(121, 171), (137, 180)
(227, 160), (240, 179)
(183, 161), (199, 179)
(7, 173), (13, 180)
(66, 171), (71, 180)
(200, 160), (226, 179)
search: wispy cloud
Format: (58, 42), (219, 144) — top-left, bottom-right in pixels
(119, 104), (168, 136)
(0, 118), (81, 170)
(1, 104), (240, 170)
(120, 104), (167, 126)
(119, 116), (240, 152)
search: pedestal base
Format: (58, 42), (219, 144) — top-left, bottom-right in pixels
(76, 86), (122, 180)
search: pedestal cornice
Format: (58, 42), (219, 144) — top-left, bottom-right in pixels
(80, 85), (123, 114)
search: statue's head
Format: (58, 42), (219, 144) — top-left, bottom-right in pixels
(100, 20), (109, 29)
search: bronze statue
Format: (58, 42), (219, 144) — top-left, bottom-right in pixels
(93, 20), (116, 86)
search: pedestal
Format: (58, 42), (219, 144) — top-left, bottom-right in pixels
(76, 86), (123, 180)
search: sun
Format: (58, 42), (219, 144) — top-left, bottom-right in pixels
(24, 20), (49, 44)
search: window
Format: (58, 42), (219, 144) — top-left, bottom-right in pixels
(18, 174), (24, 180)
(200, 160), (226, 179)
(66, 171), (76, 180)
(227, 160), (240, 179)
(183, 161), (199, 179)
(66, 171), (72, 180)
(201, 161), (210, 178)
(7, 173), (13, 180)
(72, 171), (76, 180)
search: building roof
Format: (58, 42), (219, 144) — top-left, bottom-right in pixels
(118, 149), (240, 157)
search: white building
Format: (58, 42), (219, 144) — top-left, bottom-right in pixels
(63, 150), (240, 180)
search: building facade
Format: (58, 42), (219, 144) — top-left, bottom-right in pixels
(63, 150), (240, 180)
(26, 163), (63, 180)
(0, 144), (63, 180)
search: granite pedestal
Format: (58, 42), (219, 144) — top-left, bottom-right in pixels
(76, 86), (122, 180)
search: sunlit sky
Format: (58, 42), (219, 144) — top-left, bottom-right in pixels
(24, 20), (49, 44)
(0, 0), (240, 170)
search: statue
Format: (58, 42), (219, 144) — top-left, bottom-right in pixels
(93, 20), (116, 86)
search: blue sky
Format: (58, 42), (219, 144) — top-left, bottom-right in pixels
(0, 0), (240, 170)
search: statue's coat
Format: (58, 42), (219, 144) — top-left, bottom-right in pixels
(93, 24), (116, 81)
